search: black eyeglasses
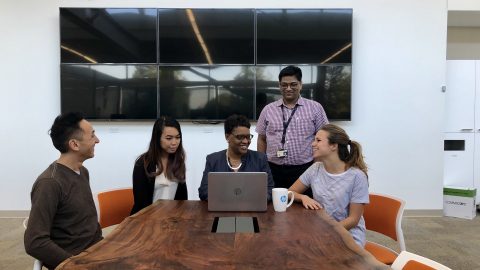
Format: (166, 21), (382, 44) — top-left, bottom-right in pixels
(232, 133), (254, 141)
(280, 81), (300, 89)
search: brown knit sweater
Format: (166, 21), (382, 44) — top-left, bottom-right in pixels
(24, 162), (102, 269)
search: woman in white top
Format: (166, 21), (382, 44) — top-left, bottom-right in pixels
(130, 116), (187, 215)
(289, 124), (369, 247)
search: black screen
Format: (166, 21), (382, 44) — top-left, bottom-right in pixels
(257, 9), (352, 64)
(60, 8), (352, 121)
(61, 65), (157, 119)
(159, 66), (255, 120)
(158, 9), (255, 64)
(256, 65), (351, 120)
(60, 8), (157, 63)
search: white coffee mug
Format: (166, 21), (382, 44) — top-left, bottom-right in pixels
(272, 188), (294, 212)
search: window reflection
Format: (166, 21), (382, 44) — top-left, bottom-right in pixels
(159, 66), (254, 120)
(255, 65), (351, 120)
(60, 8), (157, 63)
(257, 9), (352, 64)
(61, 65), (157, 119)
(158, 9), (254, 64)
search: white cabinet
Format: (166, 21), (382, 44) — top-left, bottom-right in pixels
(476, 63), (480, 203)
(476, 63), (480, 130)
(444, 133), (474, 187)
(445, 60), (476, 132)
(475, 133), (480, 202)
(444, 60), (480, 203)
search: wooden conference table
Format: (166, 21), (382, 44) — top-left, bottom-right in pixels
(57, 200), (389, 270)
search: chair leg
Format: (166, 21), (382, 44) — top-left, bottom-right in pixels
(33, 259), (43, 270)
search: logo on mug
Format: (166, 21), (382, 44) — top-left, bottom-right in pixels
(234, 188), (242, 196)
(280, 195), (287, 202)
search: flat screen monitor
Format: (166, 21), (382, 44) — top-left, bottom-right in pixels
(61, 65), (157, 119)
(256, 9), (352, 64)
(158, 9), (255, 64)
(59, 8), (353, 121)
(159, 66), (255, 120)
(60, 8), (157, 63)
(256, 65), (351, 120)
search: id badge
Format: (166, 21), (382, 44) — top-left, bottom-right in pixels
(276, 149), (288, 158)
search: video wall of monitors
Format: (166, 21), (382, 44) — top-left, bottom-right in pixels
(60, 8), (352, 121)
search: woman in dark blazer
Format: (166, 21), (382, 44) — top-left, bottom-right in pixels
(198, 114), (274, 201)
(130, 116), (187, 215)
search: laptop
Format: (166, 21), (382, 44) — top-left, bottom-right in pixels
(208, 172), (268, 212)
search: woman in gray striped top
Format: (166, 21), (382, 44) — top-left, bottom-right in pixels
(288, 124), (369, 247)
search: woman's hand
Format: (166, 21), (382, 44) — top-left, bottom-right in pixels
(288, 180), (321, 209)
(300, 195), (322, 210)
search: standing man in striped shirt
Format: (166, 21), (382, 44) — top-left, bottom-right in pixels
(256, 65), (329, 196)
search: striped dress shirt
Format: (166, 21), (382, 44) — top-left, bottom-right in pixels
(256, 97), (329, 165)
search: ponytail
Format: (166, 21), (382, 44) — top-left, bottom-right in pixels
(346, 140), (368, 178)
(321, 124), (368, 178)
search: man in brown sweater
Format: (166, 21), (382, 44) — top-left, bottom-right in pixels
(24, 112), (102, 269)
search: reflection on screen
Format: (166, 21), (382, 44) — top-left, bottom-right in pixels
(61, 65), (157, 119)
(60, 8), (157, 63)
(256, 65), (351, 120)
(158, 9), (254, 64)
(257, 9), (352, 64)
(159, 66), (255, 120)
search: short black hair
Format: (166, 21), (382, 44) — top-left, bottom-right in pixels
(49, 112), (85, 153)
(224, 114), (250, 134)
(278, 65), (302, 82)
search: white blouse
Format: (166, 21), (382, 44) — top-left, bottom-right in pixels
(152, 172), (178, 201)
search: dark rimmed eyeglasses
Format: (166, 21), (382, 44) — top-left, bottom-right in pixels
(280, 81), (300, 89)
(231, 133), (254, 141)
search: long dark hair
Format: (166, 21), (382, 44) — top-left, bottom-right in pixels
(321, 124), (368, 177)
(141, 116), (186, 181)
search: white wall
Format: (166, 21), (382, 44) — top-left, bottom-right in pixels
(448, 0), (480, 10)
(0, 0), (447, 210)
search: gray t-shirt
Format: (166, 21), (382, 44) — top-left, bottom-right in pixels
(300, 162), (369, 246)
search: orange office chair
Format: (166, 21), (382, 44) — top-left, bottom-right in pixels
(391, 251), (452, 270)
(363, 193), (406, 265)
(97, 188), (134, 228)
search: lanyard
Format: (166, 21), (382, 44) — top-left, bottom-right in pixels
(281, 104), (298, 147)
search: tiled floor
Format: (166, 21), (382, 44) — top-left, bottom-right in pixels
(1, 213), (479, 270)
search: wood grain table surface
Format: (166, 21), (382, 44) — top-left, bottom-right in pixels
(57, 200), (389, 270)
